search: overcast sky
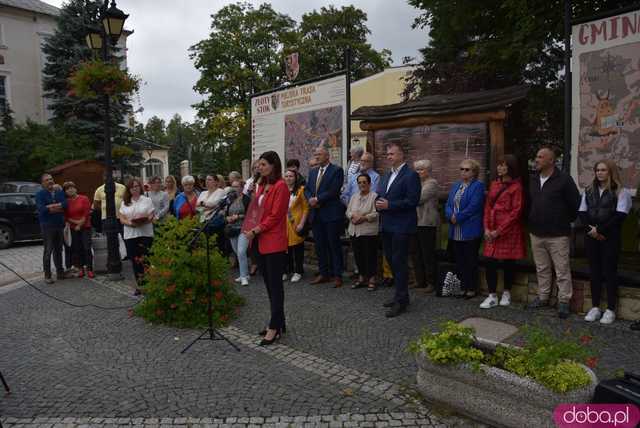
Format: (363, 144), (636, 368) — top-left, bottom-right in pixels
(43, 0), (429, 125)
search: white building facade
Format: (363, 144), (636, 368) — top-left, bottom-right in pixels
(0, 0), (59, 124)
(0, 0), (131, 125)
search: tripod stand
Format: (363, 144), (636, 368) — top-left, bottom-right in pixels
(181, 207), (240, 354)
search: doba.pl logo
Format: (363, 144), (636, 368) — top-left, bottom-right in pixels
(554, 404), (640, 427)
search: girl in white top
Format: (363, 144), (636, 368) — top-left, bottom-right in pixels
(119, 178), (155, 295)
(197, 175), (226, 221)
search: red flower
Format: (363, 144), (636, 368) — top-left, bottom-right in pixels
(170, 303), (177, 309)
(214, 291), (224, 302)
(161, 270), (171, 278)
(586, 357), (599, 368)
(580, 335), (592, 345)
(155, 309), (164, 318)
(220, 314), (229, 323)
(184, 299), (193, 305)
(211, 279), (223, 288)
(127, 308), (134, 318)
(165, 284), (177, 295)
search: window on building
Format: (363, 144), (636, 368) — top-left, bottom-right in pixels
(0, 76), (7, 115)
(145, 158), (163, 179)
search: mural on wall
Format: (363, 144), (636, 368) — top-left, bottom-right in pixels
(285, 106), (343, 179)
(578, 43), (640, 191)
(572, 9), (640, 194)
(374, 123), (488, 192)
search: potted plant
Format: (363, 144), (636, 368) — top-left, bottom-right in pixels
(408, 321), (598, 428)
(68, 60), (140, 99)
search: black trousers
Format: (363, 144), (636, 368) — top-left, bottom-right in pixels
(42, 226), (64, 277)
(124, 236), (153, 286)
(412, 226), (437, 287)
(286, 243), (304, 275)
(485, 258), (516, 293)
(382, 232), (410, 305)
(585, 234), (621, 310)
(351, 235), (378, 279)
(71, 229), (93, 270)
(453, 238), (481, 292)
(258, 251), (286, 330)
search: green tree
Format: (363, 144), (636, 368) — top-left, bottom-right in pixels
(190, 2), (392, 170)
(0, 122), (94, 180)
(190, 2), (297, 119)
(405, 0), (631, 158)
(41, 0), (133, 150)
(297, 5), (392, 81)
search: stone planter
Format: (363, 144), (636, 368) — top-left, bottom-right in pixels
(415, 341), (598, 428)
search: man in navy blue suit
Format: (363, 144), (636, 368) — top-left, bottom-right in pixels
(375, 142), (421, 317)
(304, 146), (345, 288)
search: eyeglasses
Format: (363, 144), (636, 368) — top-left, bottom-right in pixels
(460, 168), (471, 172)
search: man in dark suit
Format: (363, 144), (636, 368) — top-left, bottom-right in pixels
(375, 142), (421, 317)
(304, 146), (345, 288)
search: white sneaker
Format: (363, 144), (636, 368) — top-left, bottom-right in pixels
(240, 277), (249, 286)
(499, 291), (511, 306)
(290, 273), (302, 283)
(282, 274), (288, 281)
(600, 309), (616, 324)
(584, 307), (602, 322)
(234, 277), (243, 283)
(479, 294), (498, 309)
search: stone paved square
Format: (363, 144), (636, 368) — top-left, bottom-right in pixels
(2, 243), (640, 427)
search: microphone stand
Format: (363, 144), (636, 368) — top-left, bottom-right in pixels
(181, 201), (240, 354)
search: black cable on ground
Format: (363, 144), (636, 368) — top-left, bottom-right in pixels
(0, 261), (141, 311)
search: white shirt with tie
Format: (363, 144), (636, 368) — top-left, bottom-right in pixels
(315, 164), (327, 195)
(386, 163), (406, 192)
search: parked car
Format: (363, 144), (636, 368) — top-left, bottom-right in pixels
(0, 193), (41, 249)
(0, 181), (41, 194)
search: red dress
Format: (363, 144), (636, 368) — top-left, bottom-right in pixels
(482, 179), (526, 260)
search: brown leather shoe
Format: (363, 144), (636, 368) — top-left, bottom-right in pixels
(310, 275), (330, 285)
(333, 277), (343, 288)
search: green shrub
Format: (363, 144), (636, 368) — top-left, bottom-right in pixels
(408, 321), (485, 366)
(410, 322), (596, 393)
(134, 216), (245, 328)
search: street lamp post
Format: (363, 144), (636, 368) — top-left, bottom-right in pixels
(86, 0), (129, 279)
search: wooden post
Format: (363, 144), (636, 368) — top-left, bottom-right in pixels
(489, 119), (505, 174)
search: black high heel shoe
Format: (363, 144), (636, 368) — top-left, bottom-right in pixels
(259, 329), (281, 346)
(259, 325), (286, 336)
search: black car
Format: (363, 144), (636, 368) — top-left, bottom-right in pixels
(0, 181), (41, 194)
(0, 193), (41, 248)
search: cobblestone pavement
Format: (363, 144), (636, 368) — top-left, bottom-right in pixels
(0, 269), (475, 427)
(0, 242), (44, 286)
(2, 243), (639, 427)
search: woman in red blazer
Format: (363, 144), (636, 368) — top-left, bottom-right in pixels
(480, 155), (526, 309)
(244, 151), (289, 346)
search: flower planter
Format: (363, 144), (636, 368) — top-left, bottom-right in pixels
(415, 340), (598, 428)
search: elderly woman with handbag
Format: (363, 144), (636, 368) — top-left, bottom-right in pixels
(445, 159), (485, 299)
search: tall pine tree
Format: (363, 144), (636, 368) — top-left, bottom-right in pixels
(41, 0), (133, 152)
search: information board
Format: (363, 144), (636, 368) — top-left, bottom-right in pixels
(250, 74), (348, 178)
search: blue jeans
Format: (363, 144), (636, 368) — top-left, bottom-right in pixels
(230, 233), (249, 278)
